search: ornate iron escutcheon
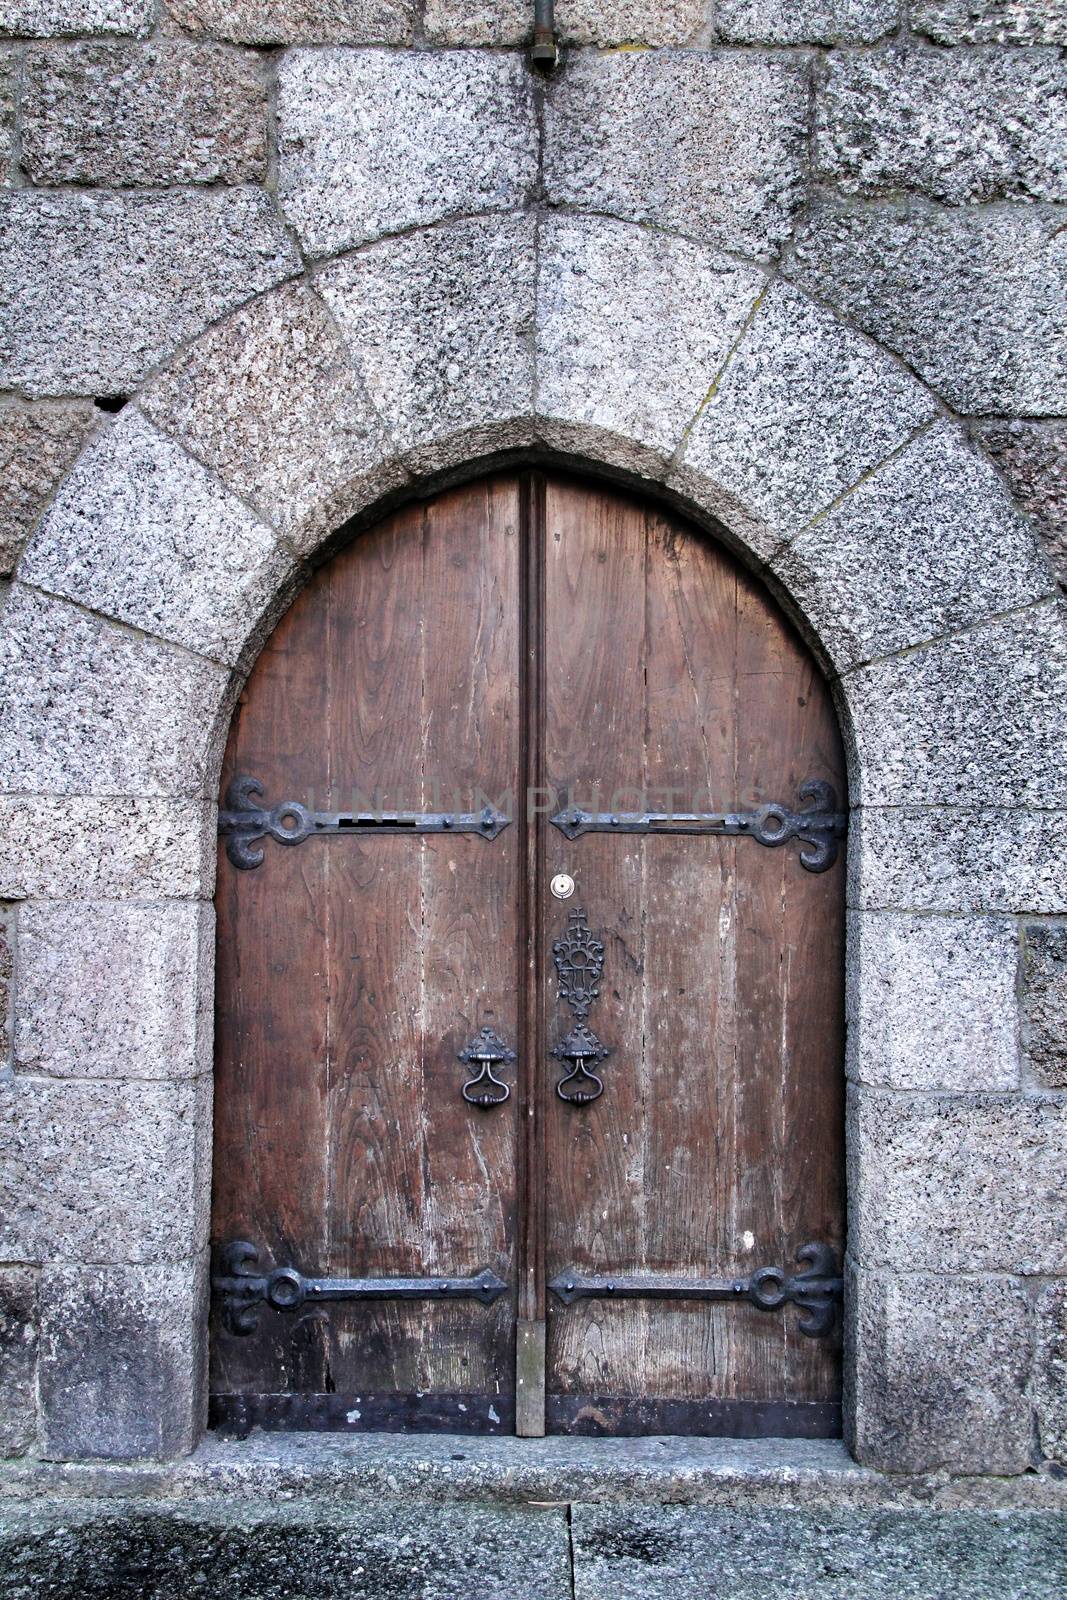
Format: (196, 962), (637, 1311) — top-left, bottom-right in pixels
(552, 906), (611, 1105)
(458, 1026), (516, 1108)
(213, 1240), (508, 1337)
(548, 1242), (843, 1338)
(550, 778), (847, 874)
(218, 775), (510, 870)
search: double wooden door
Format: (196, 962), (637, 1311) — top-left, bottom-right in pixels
(210, 473), (846, 1438)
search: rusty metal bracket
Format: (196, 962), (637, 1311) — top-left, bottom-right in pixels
(218, 775), (510, 870)
(213, 1240), (507, 1336)
(548, 1242), (843, 1338)
(550, 779), (846, 874)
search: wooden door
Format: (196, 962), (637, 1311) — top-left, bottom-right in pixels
(209, 472), (845, 1438)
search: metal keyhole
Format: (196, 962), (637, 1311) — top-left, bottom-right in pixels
(550, 873), (575, 900)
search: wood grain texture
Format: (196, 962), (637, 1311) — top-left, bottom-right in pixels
(211, 470), (845, 1434)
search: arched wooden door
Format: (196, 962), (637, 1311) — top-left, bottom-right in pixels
(209, 473), (847, 1439)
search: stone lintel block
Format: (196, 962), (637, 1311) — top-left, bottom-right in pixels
(848, 1085), (1067, 1274)
(0, 797), (216, 902)
(976, 420), (1067, 591)
(849, 806), (1067, 916)
(0, 1), (153, 37)
(318, 216), (536, 475)
(773, 422), (1054, 672)
(791, 199), (1067, 416)
(0, 1075), (211, 1264)
(0, 586), (231, 799)
(141, 282), (405, 557)
(1021, 923), (1067, 1088)
(847, 911), (1020, 1092)
(21, 43), (268, 187)
(278, 49), (537, 258)
(673, 282), (937, 560)
(1035, 1280), (1067, 1464)
(845, 601), (1067, 810)
(847, 1263), (1032, 1474)
(424, 0), (705, 45)
(717, 0), (898, 41)
(0, 1267), (38, 1458)
(22, 410), (293, 666)
(14, 900), (213, 1081)
(910, 0), (1067, 46)
(0, 190), (300, 399)
(816, 46), (1067, 206)
(0, 401), (100, 581)
(537, 215), (765, 468)
(164, 0), (416, 45)
(39, 1257), (207, 1461)
(543, 49), (808, 263)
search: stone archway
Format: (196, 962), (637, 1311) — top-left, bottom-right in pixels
(2, 211), (1064, 1471)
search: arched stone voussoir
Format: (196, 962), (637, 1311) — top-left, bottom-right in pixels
(770, 420), (1060, 677)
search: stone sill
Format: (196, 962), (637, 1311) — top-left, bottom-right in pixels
(1, 1434), (1065, 1513)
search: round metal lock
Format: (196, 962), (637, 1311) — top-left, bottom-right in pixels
(550, 872), (575, 900)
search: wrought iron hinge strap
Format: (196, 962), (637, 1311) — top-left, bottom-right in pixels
(548, 1243), (843, 1338)
(551, 779), (846, 874)
(213, 1240), (507, 1336)
(219, 776), (510, 869)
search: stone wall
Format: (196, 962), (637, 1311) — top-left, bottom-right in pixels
(0, 0), (1065, 1480)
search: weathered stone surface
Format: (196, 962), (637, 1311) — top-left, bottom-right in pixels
(773, 423), (1054, 670)
(318, 215), (536, 475)
(851, 806), (1067, 915)
(0, 1268), (37, 1458)
(424, 0), (705, 44)
(278, 49), (536, 258)
(0, 190), (299, 398)
(0, 1076), (210, 1264)
(911, 0), (1067, 45)
(0, 47), (15, 185)
(847, 912), (1019, 1092)
(0, 587), (230, 799)
(571, 1502), (1066, 1597)
(719, 0), (897, 40)
(848, 1086), (1067, 1273)
(977, 421), (1067, 588)
(14, 901), (213, 1081)
(0, 797), (215, 902)
(141, 283), (402, 556)
(848, 1267), (1031, 1474)
(165, 0), (415, 45)
(543, 50), (808, 261)
(22, 410), (292, 665)
(1035, 1281), (1067, 1463)
(846, 601), (1067, 809)
(39, 1260), (206, 1461)
(674, 282), (936, 558)
(0, 901), (11, 1066)
(537, 216), (764, 473)
(0, 401), (99, 580)
(791, 200), (1067, 415)
(817, 47), (1067, 204)
(1021, 923), (1067, 1088)
(21, 43), (267, 187)
(0, 0), (153, 36)
(0, 1502), (573, 1597)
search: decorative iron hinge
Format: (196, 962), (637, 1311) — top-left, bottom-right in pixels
(550, 779), (846, 874)
(548, 1242), (843, 1338)
(218, 775), (510, 870)
(213, 1240), (507, 1336)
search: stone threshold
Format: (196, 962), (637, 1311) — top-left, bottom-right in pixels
(2, 1434), (1065, 1513)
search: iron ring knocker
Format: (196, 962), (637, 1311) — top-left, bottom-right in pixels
(552, 1020), (611, 1105)
(551, 906), (611, 1105)
(458, 1026), (516, 1108)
